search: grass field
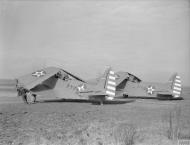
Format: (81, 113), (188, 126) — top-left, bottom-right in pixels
(0, 80), (190, 145)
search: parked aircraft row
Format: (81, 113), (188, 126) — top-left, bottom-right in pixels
(15, 66), (183, 104)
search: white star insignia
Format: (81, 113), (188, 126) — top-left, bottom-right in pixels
(147, 86), (155, 95)
(32, 70), (46, 77)
(77, 84), (85, 92)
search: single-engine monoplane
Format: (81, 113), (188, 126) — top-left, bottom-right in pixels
(16, 67), (117, 104)
(114, 71), (183, 100)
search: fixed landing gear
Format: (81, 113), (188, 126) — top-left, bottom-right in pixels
(22, 92), (36, 104)
(17, 87), (36, 104)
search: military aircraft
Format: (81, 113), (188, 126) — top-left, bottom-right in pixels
(114, 71), (183, 100)
(16, 66), (117, 104)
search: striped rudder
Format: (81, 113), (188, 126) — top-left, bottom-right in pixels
(105, 69), (116, 100)
(172, 74), (182, 98)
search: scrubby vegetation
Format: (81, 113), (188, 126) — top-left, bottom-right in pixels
(113, 123), (137, 145)
(0, 88), (190, 145)
(162, 105), (190, 141)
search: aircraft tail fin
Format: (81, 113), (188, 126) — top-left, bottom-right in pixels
(104, 68), (116, 99)
(95, 67), (116, 100)
(169, 73), (182, 98)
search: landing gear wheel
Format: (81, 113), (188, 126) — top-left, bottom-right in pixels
(25, 92), (36, 104)
(123, 94), (128, 98)
(22, 95), (27, 104)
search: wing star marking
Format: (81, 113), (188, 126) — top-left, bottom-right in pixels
(32, 70), (46, 77)
(147, 86), (155, 95)
(77, 84), (85, 92)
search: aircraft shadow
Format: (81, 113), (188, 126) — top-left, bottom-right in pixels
(118, 96), (183, 101)
(37, 98), (135, 105)
(127, 96), (157, 99)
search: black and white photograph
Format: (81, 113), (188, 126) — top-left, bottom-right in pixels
(0, 0), (190, 144)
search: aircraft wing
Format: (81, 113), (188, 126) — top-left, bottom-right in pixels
(61, 69), (86, 83)
(115, 72), (129, 86)
(17, 67), (61, 90)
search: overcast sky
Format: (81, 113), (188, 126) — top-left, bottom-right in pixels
(0, 0), (190, 86)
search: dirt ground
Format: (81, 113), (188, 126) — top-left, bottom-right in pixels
(0, 86), (190, 145)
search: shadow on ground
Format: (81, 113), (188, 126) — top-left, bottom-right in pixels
(38, 98), (135, 105)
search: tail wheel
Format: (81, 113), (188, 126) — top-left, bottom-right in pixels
(25, 92), (36, 104)
(99, 100), (103, 105)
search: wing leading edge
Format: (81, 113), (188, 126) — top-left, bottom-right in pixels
(17, 67), (61, 90)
